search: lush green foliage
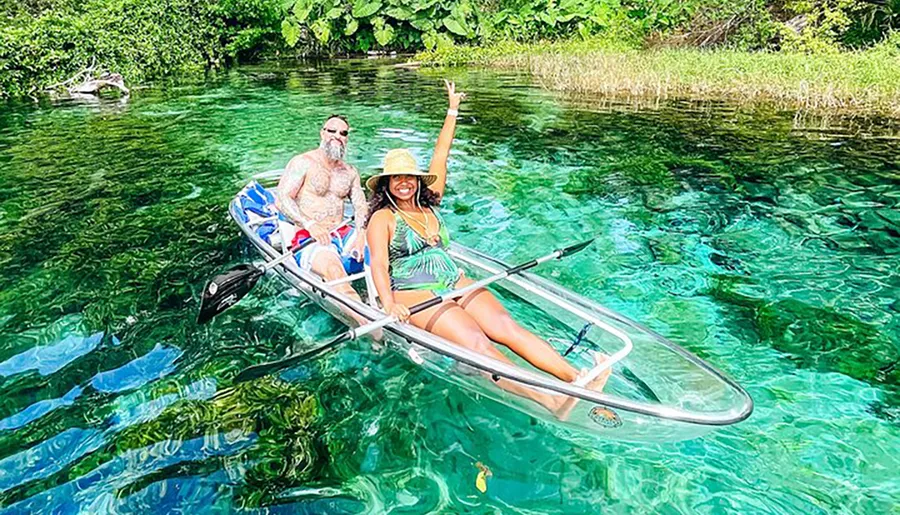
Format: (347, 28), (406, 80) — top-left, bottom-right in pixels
(0, 0), (283, 98)
(277, 0), (680, 52)
(1, 0), (899, 98)
(277, 0), (900, 52)
(279, 0), (476, 52)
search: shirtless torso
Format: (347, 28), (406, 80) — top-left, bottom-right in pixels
(275, 150), (367, 235)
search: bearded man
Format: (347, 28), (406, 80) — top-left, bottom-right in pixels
(275, 115), (368, 302)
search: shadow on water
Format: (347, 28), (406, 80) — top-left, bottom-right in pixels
(0, 60), (897, 513)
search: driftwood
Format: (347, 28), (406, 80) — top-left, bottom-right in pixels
(45, 59), (130, 97)
(693, 16), (745, 48)
(69, 72), (129, 95)
(648, 16), (747, 49)
(784, 15), (808, 35)
(44, 57), (97, 91)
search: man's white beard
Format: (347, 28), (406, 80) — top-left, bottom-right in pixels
(322, 140), (346, 161)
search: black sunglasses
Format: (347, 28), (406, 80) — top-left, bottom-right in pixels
(323, 128), (349, 136)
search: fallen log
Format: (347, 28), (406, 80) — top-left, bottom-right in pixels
(69, 72), (130, 96)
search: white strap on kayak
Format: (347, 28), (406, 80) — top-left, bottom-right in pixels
(246, 215), (278, 226)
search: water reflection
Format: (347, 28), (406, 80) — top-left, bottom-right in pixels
(0, 386), (82, 431)
(0, 332), (102, 377)
(90, 344), (182, 394)
(0, 428), (105, 492)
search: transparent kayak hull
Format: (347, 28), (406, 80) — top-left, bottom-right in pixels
(230, 187), (753, 443)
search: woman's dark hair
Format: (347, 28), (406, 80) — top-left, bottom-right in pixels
(365, 176), (441, 227)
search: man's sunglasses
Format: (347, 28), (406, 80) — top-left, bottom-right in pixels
(323, 128), (349, 136)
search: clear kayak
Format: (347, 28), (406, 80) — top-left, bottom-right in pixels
(230, 181), (753, 443)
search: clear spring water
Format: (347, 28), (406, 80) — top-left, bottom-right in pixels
(0, 60), (898, 513)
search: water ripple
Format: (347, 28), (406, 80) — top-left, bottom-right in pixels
(0, 332), (103, 378)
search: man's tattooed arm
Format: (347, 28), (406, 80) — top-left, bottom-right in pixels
(276, 157), (314, 228)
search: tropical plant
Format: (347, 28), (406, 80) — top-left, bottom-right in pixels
(845, 0), (900, 45)
(280, 0), (477, 51)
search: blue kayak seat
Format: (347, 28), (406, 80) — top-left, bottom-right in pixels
(237, 181), (280, 244)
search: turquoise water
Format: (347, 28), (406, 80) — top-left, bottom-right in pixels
(0, 60), (898, 513)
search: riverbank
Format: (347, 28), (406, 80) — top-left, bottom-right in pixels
(0, 0), (284, 99)
(416, 37), (900, 115)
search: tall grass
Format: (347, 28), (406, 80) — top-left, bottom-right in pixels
(417, 37), (900, 114)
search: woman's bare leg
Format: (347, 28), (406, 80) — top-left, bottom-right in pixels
(454, 278), (581, 382)
(310, 250), (370, 327)
(393, 290), (568, 414)
(454, 279), (612, 419)
(555, 353), (612, 421)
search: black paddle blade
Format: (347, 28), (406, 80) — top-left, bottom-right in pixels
(232, 332), (351, 383)
(557, 238), (594, 258)
(197, 264), (264, 324)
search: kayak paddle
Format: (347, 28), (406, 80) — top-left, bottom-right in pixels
(197, 238), (315, 324)
(232, 238), (595, 383)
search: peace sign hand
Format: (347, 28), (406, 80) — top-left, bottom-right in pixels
(444, 79), (466, 110)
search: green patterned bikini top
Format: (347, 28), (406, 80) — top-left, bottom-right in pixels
(388, 208), (461, 292)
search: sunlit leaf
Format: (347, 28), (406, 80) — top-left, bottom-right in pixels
(351, 0), (382, 18)
(374, 21), (394, 45)
(385, 6), (414, 20)
(281, 19), (301, 47)
(421, 30), (437, 50)
(311, 18), (331, 43)
(344, 17), (359, 35)
(293, 0), (313, 22)
(443, 17), (467, 36)
(435, 31), (454, 49)
(409, 0), (439, 12)
(539, 11), (556, 26)
(410, 17), (434, 31)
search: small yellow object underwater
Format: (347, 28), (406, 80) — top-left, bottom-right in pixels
(475, 462), (492, 493)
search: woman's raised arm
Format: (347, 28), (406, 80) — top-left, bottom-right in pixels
(428, 80), (466, 201)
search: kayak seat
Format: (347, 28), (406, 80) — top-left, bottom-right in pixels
(237, 180), (382, 309)
(237, 181), (283, 249)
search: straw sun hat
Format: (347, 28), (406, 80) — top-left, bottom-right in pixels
(365, 149), (437, 191)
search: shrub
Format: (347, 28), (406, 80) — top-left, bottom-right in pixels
(0, 0), (283, 98)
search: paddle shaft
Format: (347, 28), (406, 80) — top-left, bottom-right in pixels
(232, 240), (593, 383)
(262, 219), (352, 271)
(263, 239), (314, 271)
(346, 248), (569, 340)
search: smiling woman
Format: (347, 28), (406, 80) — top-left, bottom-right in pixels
(364, 82), (615, 417)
